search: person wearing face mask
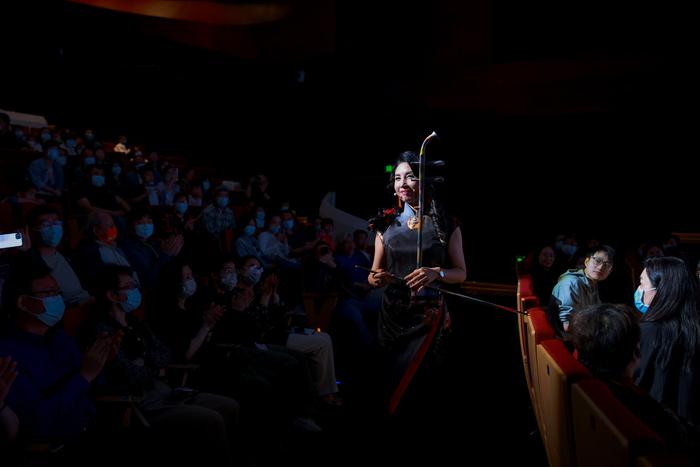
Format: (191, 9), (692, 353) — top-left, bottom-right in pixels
(93, 265), (240, 466)
(27, 142), (64, 199)
(151, 262), (224, 364)
(635, 256), (700, 424)
(234, 219), (264, 263)
(0, 257), (116, 443)
(240, 255), (342, 407)
(76, 166), (131, 217)
(257, 215), (299, 270)
(164, 193), (197, 239)
(200, 187), (236, 236)
(76, 211), (134, 294)
(26, 204), (91, 306)
(121, 210), (182, 290)
(548, 245), (616, 337)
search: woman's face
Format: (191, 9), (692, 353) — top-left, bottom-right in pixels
(538, 247), (556, 269)
(394, 162), (418, 205)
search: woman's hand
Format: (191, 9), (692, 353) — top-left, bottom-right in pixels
(368, 269), (390, 288)
(405, 267), (440, 292)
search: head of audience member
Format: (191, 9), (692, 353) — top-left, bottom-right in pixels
(89, 166), (106, 188)
(255, 207), (266, 228)
(638, 256), (698, 321)
(214, 188), (230, 209)
(96, 265), (142, 318)
(555, 233), (578, 259)
(189, 184), (203, 202)
(173, 193), (189, 216)
(583, 245), (615, 283)
(214, 257), (238, 292)
(28, 204), (64, 250)
(82, 148), (96, 167)
(239, 256), (264, 287)
(94, 148), (107, 165)
(44, 142), (61, 162)
(164, 167), (178, 184)
(88, 211), (118, 245)
(336, 234), (355, 257)
(280, 211), (295, 232)
(129, 208), (154, 241)
(2, 255), (64, 334)
(266, 215), (282, 234)
(182, 168), (196, 183)
(570, 303), (640, 379)
(241, 218), (257, 237)
(537, 245), (556, 270)
(111, 163), (123, 179)
(131, 153), (146, 170)
(141, 166), (155, 185)
(353, 229), (369, 252)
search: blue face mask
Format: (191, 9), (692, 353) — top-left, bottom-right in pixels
(256, 218), (265, 228)
(32, 295), (66, 327)
(216, 197), (229, 208)
(244, 225), (256, 236)
(47, 147), (60, 160)
(15, 129), (24, 140)
(66, 139), (76, 148)
(561, 244), (577, 257)
(84, 156), (96, 166)
(134, 163), (145, 170)
(120, 288), (142, 313)
(244, 266), (263, 285)
(112, 165), (122, 176)
(40, 223), (63, 247)
(202, 180), (211, 192)
(134, 223), (154, 239)
(92, 174), (106, 187)
(182, 278), (197, 298)
(221, 272), (237, 291)
(282, 219), (294, 231)
(634, 286), (656, 314)
(41, 132), (51, 142)
(256, 211), (265, 220)
(174, 202), (188, 214)
(270, 225), (281, 234)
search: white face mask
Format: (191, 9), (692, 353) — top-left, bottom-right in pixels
(182, 278), (197, 298)
(221, 272), (237, 291)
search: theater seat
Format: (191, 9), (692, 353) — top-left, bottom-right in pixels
(536, 339), (592, 467)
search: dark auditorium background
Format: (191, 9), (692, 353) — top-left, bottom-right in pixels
(1, 0), (697, 281)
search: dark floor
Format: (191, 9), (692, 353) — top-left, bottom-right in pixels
(268, 295), (548, 467)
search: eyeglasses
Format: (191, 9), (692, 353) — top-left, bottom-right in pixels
(590, 256), (613, 269)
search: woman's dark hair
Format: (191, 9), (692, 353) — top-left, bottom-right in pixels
(642, 256), (700, 372)
(570, 303), (640, 379)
